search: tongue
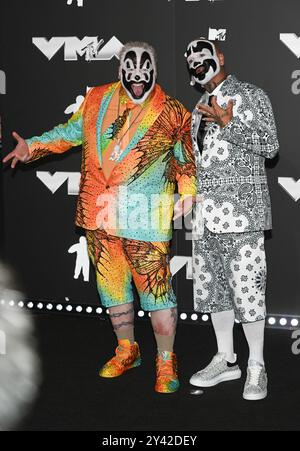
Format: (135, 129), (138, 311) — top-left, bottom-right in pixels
(132, 84), (144, 98)
(196, 66), (205, 75)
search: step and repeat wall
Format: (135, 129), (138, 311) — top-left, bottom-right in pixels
(1, 0), (299, 316)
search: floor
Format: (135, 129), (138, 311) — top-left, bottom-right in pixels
(17, 314), (300, 431)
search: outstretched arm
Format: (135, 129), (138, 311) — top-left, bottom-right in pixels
(2, 132), (31, 169)
(2, 90), (91, 168)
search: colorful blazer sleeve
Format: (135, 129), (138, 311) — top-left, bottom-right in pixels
(25, 90), (91, 163)
(220, 87), (279, 159)
(173, 103), (197, 199)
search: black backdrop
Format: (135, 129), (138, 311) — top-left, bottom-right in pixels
(0, 0), (299, 317)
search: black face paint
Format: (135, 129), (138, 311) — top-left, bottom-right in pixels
(124, 51), (137, 69)
(120, 47), (157, 103)
(141, 51), (151, 67)
(189, 59), (217, 82)
(185, 39), (221, 86)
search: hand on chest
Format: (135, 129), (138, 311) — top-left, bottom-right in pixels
(200, 93), (251, 167)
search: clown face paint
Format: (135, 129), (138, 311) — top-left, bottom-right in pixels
(120, 46), (157, 104)
(185, 39), (221, 86)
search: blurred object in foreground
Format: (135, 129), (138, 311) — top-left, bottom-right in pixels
(0, 263), (40, 431)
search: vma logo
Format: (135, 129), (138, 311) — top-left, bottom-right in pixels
(278, 178), (300, 202)
(280, 34), (300, 58)
(170, 256), (193, 279)
(37, 172), (80, 195)
(208, 28), (227, 41)
(32, 36), (123, 62)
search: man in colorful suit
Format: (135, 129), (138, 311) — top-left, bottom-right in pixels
(3, 42), (197, 393)
(185, 38), (279, 400)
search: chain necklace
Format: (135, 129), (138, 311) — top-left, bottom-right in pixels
(109, 94), (149, 162)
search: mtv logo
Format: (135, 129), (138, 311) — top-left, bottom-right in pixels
(32, 36), (123, 62)
(278, 177), (300, 202)
(280, 34), (300, 59)
(208, 28), (227, 41)
(0, 70), (6, 95)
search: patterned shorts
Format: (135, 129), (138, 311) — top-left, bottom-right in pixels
(193, 227), (267, 323)
(86, 230), (177, 311)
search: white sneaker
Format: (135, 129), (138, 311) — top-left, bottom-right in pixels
(243, 361), (268, 401)
(190, 353), (242, 388)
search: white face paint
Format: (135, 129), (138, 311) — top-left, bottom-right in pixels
(119, 46), (157, 104)
(185, 39), (221, 86)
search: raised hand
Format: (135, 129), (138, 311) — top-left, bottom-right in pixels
(2, 132), (30, 168)
(197, 96), (234, 128)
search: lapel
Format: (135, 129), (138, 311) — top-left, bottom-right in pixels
(96, 81), (120, 167)
(219, 74), (237, 97)
(191, 76), (238, 167)
(191, 91), (209, 159)
(96, 83), (166, 167)
(114, 84), (166, 164)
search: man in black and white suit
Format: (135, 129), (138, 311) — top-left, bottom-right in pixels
(185, 38), (279, 401)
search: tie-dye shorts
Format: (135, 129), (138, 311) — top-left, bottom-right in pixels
(86, 229), (177, 311)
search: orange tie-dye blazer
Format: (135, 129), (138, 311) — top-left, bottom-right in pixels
(26, 82), (197, 242)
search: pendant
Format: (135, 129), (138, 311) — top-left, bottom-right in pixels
(110, 143), (123, 162)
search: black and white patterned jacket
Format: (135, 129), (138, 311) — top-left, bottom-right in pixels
(192, 75), (279, 234)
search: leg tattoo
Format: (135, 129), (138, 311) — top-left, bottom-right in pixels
(113, 321), (135, 331)
(110, 307), (134, 319)
(109, 304), (135, 343)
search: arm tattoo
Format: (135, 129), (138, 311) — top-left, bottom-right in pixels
(110, 307), (134, 319)
(113, 321), (134, 331)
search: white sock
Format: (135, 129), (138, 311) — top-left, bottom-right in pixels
(242, 320), (265, 366)
(211, 310), (236, 363)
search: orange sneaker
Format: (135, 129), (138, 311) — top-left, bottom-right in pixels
(99, 339), (141, 378)
(155, 351), (180, 393)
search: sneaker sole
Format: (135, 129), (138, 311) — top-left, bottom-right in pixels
(155, 382), (180, 394)
(99, 356), (142, 378)
(155, 386), (180, 394)
(190, 369), (242, 388)
(243, 391), (267, 401)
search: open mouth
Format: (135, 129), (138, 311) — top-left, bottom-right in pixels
(131, 83), (145, 99)
(196, 65), (206, 75)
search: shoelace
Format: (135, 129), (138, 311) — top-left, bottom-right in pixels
(248, 367), (262, 386)
(157, 357), (174, 377)
(110, 346), (132, 369)
(197, 354), (223, 375)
